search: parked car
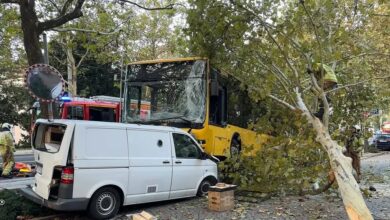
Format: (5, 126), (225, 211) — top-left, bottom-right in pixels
(382, 122), (390, 134)
(20, 119), (218, 219)
(374, 134), (390, 150)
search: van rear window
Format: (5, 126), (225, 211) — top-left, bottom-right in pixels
(33, 124), (66, 153)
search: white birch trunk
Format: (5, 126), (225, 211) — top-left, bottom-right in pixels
(295, 90), (373, 220)
(66, 46), (77, 96)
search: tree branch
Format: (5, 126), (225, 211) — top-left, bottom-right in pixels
(326, 75), (390, 94)
(116, 0), (174, 10)
(60, 0), (73, 15)
(334, 52), (390, 63)
(268, 94), (297, 111)
(76, 48), (89, 68)
(233, 1), (300, 84)
(38, 0), (85, 32)
(309, 72), (330, 128)
(0, 0), (19, 3)
(52, 27), (121, 35)
(370, 13), (390, 17)
(51, 12), (133, 36)
(300, 1), (325, 88)
(51, 54), (66, 66)
(47, 0), (61, 13)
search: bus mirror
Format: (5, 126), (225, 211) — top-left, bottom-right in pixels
(211, 79), (219, 96)
(200, 151), (208, 160)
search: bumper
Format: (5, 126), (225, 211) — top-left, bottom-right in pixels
(376, 143), (390, 150)
(18, 187), (89, 211)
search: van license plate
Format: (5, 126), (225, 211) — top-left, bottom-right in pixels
(36, 164), (42, 174)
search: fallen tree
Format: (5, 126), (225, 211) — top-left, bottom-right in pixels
(187, 0), (390, 219)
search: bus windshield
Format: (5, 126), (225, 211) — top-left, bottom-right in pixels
(125, 60), (206, 126)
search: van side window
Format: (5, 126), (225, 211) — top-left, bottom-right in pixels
(173, 133), (201, 159)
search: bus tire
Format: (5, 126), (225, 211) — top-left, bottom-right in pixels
(230, 138), (241, 157)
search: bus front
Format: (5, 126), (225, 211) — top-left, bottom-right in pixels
(125, 58), (209, 144)
(125, 58), (266, 158)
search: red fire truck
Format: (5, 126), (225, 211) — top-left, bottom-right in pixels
(61, 96), (121, 122)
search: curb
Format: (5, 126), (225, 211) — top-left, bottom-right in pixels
(361, 152), (386, 160)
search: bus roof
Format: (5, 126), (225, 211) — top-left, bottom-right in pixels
(128, 57), (207, 65)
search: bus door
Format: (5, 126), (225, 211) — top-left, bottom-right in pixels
(209, 85), (229, 155)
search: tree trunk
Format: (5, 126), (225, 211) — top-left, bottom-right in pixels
(19, 0), (44, 65)
(296, 92), (373, 220)
(66, 45), (77, 96)
(19, 0), (49, 118)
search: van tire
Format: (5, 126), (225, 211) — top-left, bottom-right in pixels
(197, 177), (217, 197)
(88, 187), (121, 219)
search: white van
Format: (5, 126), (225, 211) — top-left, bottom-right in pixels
(20, 119), (218, 219)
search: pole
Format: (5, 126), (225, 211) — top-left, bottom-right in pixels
(43, 32), (54, 121)
(123, 65), (128, 122)
(43, 33), (49, 65)
(119, 51), (124, 123)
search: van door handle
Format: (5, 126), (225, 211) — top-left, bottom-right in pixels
(162, 160), (170, 164)
(175, 161), (182, 164)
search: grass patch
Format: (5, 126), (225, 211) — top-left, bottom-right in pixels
(0, 189), (54, 219)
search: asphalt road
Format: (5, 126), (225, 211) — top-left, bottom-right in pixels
(0, 154), (34, 164)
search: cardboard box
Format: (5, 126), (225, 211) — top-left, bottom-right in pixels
(208, 183), (237, 212)
(129, 211), (156, 220)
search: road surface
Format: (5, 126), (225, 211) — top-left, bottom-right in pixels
(0, 153), (35, 190)
(0, 154), (34, 164)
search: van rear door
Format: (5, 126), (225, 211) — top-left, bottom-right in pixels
(32, 121), (74, 200)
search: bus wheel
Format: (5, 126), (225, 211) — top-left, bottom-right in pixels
(230, 138), (241, 157)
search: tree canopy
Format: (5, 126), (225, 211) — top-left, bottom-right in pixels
(186, 0), (389, 218)
(0, 0), (389, 218)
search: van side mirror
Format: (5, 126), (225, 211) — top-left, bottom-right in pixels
(210, 79), (219, 97)
(200, 151), (208, 160)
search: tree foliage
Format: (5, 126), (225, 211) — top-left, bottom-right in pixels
(220, 103), (331, 195)
(186, 0), (389, 218)
(0, 5), (31, 128)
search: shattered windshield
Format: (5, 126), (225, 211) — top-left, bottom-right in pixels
(125, 60), (206, 126)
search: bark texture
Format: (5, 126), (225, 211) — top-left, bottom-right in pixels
(296, 91), (373, 220)
(66, 46), (77, 96)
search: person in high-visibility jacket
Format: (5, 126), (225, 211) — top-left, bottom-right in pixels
(0, 123), (15, 178)
(309, 63), (338, 120)
(344, 125), (364, 182)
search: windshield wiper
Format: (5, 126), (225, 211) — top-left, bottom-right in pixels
(147, 115), (194, 124)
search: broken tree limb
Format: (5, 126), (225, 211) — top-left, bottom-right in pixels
(295, 89), (373, 220)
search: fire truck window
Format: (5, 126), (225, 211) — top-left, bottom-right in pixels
(67, 106), (84, 120)
(89, 107), (116, 122)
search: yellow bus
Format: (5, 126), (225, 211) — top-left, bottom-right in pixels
(124, 57), (267, 158)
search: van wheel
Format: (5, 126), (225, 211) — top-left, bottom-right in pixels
(88, 187), (120, 220)
(197, 178), (216, 197)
